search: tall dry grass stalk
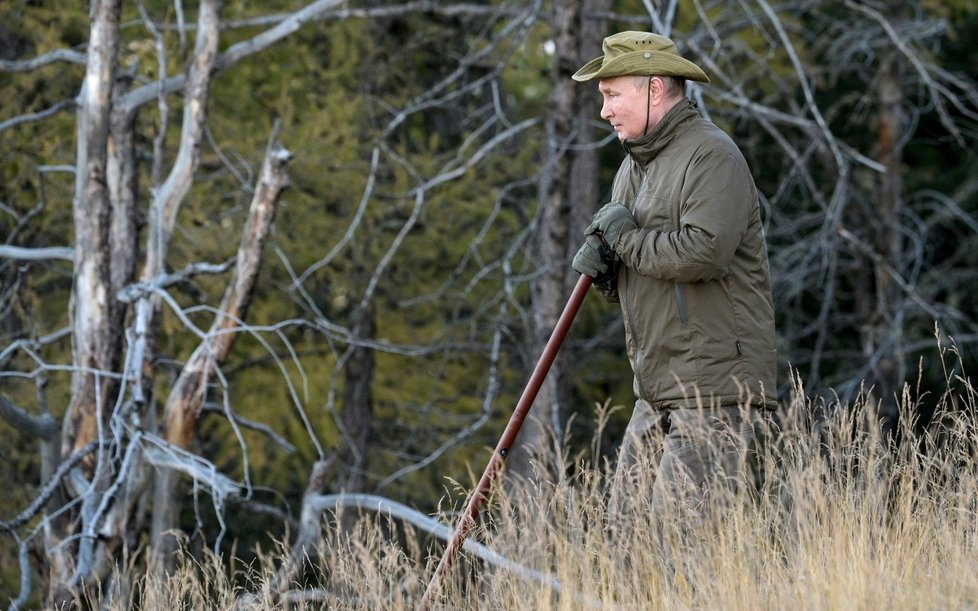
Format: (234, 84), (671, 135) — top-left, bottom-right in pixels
(90, 371), (978, 610)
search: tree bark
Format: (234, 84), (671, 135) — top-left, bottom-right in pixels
(62, 0), (122, 460)
(509, 0), (608, 486)
(851, 6), (907, 434)
(107, 73), (140, 352)
(51, 0), (123, 603)
(341, 296), (376, 494)
(871, 44), (907, 430)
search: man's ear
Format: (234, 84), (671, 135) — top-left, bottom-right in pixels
(648, 76), (662, 101)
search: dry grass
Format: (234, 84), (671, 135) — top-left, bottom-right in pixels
(92, 375), (978, 610)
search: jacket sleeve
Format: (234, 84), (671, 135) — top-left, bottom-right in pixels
(615, 148), (754, 282)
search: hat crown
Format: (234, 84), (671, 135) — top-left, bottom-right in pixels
(603, 32), (679, 60)
(571, 30), (710, 83)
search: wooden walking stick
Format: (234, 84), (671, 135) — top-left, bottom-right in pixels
(417, 274), (593, 610)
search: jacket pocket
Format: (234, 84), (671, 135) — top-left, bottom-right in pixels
(674, 283), (689, 326)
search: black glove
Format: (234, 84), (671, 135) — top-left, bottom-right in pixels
(585, 202), (638, 252)
(572, 233), (616, 282)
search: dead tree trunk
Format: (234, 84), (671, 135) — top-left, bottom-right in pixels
(152, 130), (292, 567)
(510, 0), (609, 486)
(50, 0), (123, 602)
(341, 295), (376, 494)
(868, 44), (907, 431)
(848, 6), (908, 434)
(62, 0), (122, 461)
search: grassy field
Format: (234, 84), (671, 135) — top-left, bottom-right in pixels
(87, 375), (978, 610)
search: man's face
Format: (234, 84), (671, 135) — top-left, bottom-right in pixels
(599, 76), (650, 141)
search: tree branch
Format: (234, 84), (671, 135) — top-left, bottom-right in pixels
(116, 259), (235, 303)
(0, 395), (59, 439)
(845, 0), (968, 148)
(0, 99), (77, 136)
(162, 125), (291, 449)
(0, 49), (86, 72)
(0, 441), (97, 533)
(289, 493), (584, 600)
(200, 402), (296, 453)
(0, 245), (75, 262)
(140, 434), (243, 500)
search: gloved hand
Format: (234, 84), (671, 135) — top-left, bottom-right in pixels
(572, 233), (616, 281)
(585, 202), (638, 252)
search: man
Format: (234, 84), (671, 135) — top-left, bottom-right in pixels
(571, 32), (778, 547)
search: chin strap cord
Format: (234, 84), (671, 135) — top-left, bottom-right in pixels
(643, 75), (652, 136)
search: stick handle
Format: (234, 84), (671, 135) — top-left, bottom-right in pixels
(418, 274), (593, 610)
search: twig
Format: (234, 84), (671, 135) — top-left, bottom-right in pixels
(0, 442), (98, 533)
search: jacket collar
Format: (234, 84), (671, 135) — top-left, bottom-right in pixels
(622, 98), (699, 164)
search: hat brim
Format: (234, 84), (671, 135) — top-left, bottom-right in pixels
(572, 51), (709, 83)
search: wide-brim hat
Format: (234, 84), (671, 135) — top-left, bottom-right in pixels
(572, 31), (709, 83)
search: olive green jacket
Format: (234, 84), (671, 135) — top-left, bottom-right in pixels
(599, 99), (777, 409)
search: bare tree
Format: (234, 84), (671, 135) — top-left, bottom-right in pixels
(646, 0), (978, 423)
(1, 0), (321, 603)
(508, 0), (611, 487)
(0, 0), (558, 605)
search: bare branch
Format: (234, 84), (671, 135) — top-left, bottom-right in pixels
(10, 537), (32, 611)
(292, 146), (380, 287)
(146, 0), (222, 269)
(140, 434), (243, 500)
(377, 295), (510, 490)
(0, 327), (72, 369)
(0, 395), (59, 439)
(162, 125), (291, 449)
(837, 227), (945, 322)
(0, 99), (77, 136)
(213, 0), (346, 71)
(200, 403), (297, 453)
(178, 2), (526, 31)
(117, 259), (234, 303)
(293, 493), (587, 600)
(136, 0), (173, 190)
(0, 442), (97, 533)
(152, 123), (293, 564)
(757, 0), (845, 169)
(0, 245), (74, 262)
(686, 38), (886, 173)
(361, 117), (538, 306)
(0, 48), (86, 72)
(845, 0), (968, 148)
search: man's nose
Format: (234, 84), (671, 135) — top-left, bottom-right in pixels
(600, 101), (612, 120)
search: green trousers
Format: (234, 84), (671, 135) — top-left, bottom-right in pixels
(609, 400), (768, 552)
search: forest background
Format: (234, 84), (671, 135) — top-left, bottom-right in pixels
(1, 0), (977, 607)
